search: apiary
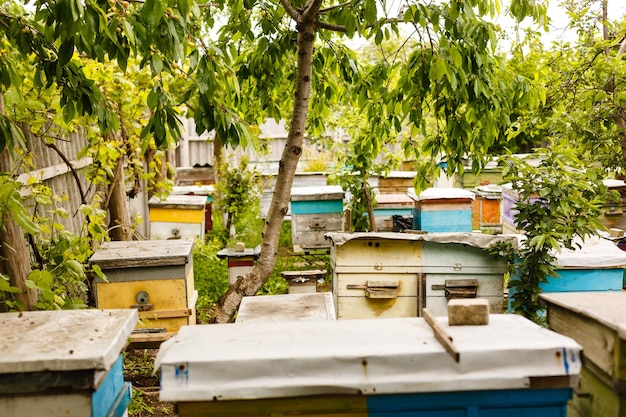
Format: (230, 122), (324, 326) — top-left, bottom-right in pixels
(410, 188), (475, 233)
(326, 232), (516, 319)
(290, 185), (344, 252)
(373, 193), (413, 232)
(0, 309), (137, 417)
(89, 239), (197, 342)
(540, 292), (626, 417)
(157, 314), (581, 417)
(149, 194), (208, 240)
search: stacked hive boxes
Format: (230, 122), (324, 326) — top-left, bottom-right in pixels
(410, 188), (475, 233)
(290, 185), (345, 252)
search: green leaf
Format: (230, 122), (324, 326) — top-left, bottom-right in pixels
(8, 191), (41, 235)
(58, 39), (75, 66)
(151, 55), (163, 75)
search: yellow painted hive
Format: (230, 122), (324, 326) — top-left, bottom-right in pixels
(88, 239), (197, 342)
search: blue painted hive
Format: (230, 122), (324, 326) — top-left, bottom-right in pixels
(410, 188), (475, 233)
(157, 314), (582, 417)
(541, 235), (626, 293)
(290, 185), (345, 252)
(0, 309), (138, 417)
(508, 235), (626, 313)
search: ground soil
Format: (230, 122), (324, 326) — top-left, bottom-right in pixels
(125, 287), (331, 417)
(125, 349), (177, 417)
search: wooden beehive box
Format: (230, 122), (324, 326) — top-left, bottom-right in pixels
(410, 188), (475, 233)
(327, 232), (515, 320)
(290, 185), (344, 252)
(175, 166), (215, 185)
(171, 185), (214, 232)
(540, 292), (626, 417)
(377, 171), (416, 194)
(500, 183), (542, 234)
(373, 193), (413, 232)
(471, 184), (502, 233)
(89, 240), (197, 339)
(0, 309), (137, 417)
(453, 165), (503, 189)
(157, 314), (581, 417)
(236, 293), (336, 323)
(216, 245), (261, 285)
(149, 194), (208, 240)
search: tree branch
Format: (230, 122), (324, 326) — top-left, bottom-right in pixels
(317, 16), (403, 33)
(302, 0), (323, 20)
(319, 1), (352, 13)
(41, 138), (88, 205)
(317, 20), (346, 32)
(279, 0), (300, 21)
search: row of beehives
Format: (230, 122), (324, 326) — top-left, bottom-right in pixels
(5, 241), (626, 417)
(147, 181), (499, 247)
(84, 228), (626, 341)
(150, 181), (626, 254)
(9, 292), (626, 417)
(15, 225), (626, 417)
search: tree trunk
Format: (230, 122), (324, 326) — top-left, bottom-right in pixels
(364, 183), (377, 232)
(0, 93), (37, 310)
(210, 1), (320, 323)
(107, 158), (134, 241)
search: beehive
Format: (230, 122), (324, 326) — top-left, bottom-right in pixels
(410, 188), (475, 233)
(508, 235), (626, 314)
(540, 292), (626, 417)
(327, 232), (515, 319)
(157, 314), (582, 417)
(149, 194), (207, 240)
(373, 193), (413, 232)
(377, 171), (416, 194)
(290, 185), (344, 252)
(216, 244), (261, 285)
(171, 185), (214, 232)
(500, 183), (540, 234)
(600, 179), (626, 231)
(472, 184), (502, 233)
(89, 239), (196, 339)
(235, 292), (336, 323)
(0, 309), (137, 417)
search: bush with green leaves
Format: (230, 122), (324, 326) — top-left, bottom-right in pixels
(213, 156), (262, 237)
(0, 173), (109, 311)
(499, 148), (613, 323)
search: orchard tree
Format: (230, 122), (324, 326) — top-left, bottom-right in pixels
(208, 0), (546, 322)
